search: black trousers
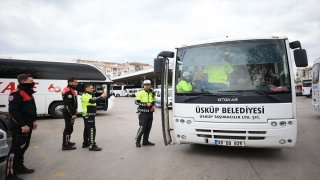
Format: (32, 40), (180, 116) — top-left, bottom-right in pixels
(135, 113), (153, 143)
(62, 109), (74, 146)
(5, 125), (32, 177)
(83, 115), (96, 146)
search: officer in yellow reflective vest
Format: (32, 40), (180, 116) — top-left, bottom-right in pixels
(135, 80), (156, 147)
(202, 60), (234, 91)
(81, 84), (107, 151)
(176, 71), (192, 93)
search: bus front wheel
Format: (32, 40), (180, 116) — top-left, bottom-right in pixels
(49, 102), (64, 119)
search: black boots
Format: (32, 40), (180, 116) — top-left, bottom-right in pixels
(62, 144), (76, 151)
(136, 141), (141, 147)
(82, 142), (90, 148)
(5, 175), (24, 180)
(142, 141), (155, 146)
(16, 165), (35, 175)
(136, 141), (155, 147)
(89, 145), (102, 151)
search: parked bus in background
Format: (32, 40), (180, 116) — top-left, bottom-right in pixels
(111, 85), (142, 97)
(133, 88), (144, 97)
(302, 79), (312, 96)
(154, 36), (308, 148)
(0, 58), (115, 126)
(155, 88), (173, 108)
(312, 58), (320, 110)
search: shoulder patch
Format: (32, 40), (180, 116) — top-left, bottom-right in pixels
(8, 95), (14, 101)
(68, 95), (73, 98)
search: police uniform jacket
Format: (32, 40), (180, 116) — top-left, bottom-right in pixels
(135, 89), (156, 113)
(8, 85), (37, 129)
(62, 85), (78, 116)
(81, 92), (104, 116)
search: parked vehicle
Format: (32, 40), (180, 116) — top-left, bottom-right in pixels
(0, 129), (9, 166)
(155, 88), (172, 108)
(295, 89), (303, 96)
(0, 58), (115, 119)
(154, 36), (308, 148)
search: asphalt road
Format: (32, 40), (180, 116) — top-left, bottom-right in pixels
(0, 96), (319, 180)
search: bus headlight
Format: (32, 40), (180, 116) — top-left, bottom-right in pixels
(279, 139), (286, 144)
(186, 120), (192, 124)
(181, 135), (186, 139)
(175, 119), (179, 122)
(279, 121), (286, 126)
(288, 121), (293, 125)
(180, 119), (185, 123)
(271, 121), (277, 127)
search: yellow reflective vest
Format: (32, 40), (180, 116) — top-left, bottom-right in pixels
(176, 80), (192, 93)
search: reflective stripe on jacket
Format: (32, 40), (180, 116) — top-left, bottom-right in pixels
(135, 89), (156, 113)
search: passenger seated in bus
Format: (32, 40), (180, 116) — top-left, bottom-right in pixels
(233, 66), (252, 90)
(176, 71), (192, 93)
(192, 66), (205, 90)
(264, 68), (280, 86)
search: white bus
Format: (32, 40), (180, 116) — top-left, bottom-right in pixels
(154, 36), (308, 148)
(301, 79), (312, 96)
(154, 88), (172, 108)
(111, 85), (142, 97)
(312, 58), (320, 110)
(0, 58), (115, 122)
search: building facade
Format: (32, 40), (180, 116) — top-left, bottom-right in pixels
(72, 59), (152, 78)
(296, 66), (313, 81)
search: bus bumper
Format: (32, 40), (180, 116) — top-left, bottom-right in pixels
(172, 118), (297, 148)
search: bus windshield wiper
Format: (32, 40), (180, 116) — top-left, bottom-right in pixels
(253, 90), (280, 102)
(183, 93), (241, 102)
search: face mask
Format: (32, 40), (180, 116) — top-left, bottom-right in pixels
(20, 82), (35, 89)
(70, 85), (77, 89)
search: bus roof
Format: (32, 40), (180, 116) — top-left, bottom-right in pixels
(177, 36), (288, 48)
(0, 58), (112, 82)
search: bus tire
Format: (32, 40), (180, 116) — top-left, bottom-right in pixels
(116, 94), (120, 97)
(49, 102), (64, 119)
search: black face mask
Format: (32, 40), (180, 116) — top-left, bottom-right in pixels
(20, 82), (35, 89)
(69, 85), (77, 89)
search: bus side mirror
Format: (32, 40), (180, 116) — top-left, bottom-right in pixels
(294, 49), (308, 67)
(158, 51), (174, 58)
(289, 41), (308, 67)
(154, 58), (164, 74)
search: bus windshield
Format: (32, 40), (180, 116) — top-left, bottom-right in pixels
(175, 40), (291, 95)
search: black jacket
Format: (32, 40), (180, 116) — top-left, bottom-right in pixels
(62, 85), (78, 116)
(8, 85), (37, 128)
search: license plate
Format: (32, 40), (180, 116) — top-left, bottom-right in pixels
(214, 140), (245, 146)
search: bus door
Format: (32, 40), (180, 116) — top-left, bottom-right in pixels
(76, 82), (114, 111)
(93, 83), (109, 111)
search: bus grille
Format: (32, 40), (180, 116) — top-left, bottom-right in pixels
(195, 129), (266, 140)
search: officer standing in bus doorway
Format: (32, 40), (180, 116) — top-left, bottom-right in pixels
(61, 77), (78, 151)
(202, 51), (234, 91)
(176, 71), (193, 93)
(5, 74), (38, 180)
(135, 80), (156, 147)
(81, 84), (107, 151)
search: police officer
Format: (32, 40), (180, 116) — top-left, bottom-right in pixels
(61, 77), (78, 151)
(176, 71), (192, 93)
(202, 52), (234, 91)
(81, 84), (107, 151)
(135, 80), (156, 147)
(5, 74), (38, 180)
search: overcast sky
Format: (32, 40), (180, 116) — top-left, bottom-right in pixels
(0, 0), (319, 67)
